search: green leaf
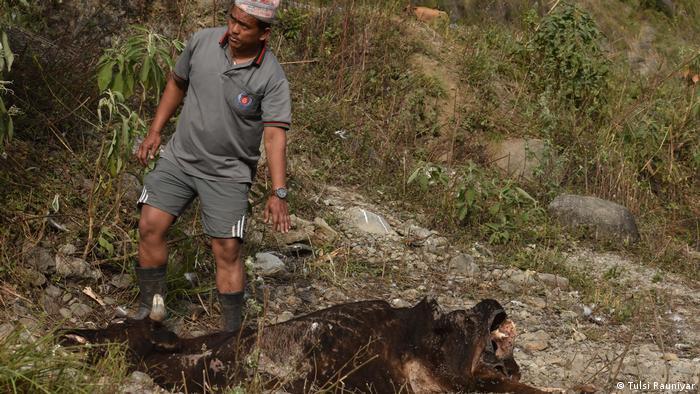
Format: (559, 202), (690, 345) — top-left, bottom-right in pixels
(139, 57), (151, 83)
(2, 32), (14, 72)
(51, 194), (60, 213)
(6, 116), (12, 140)
(465, 188), (476, 206)
(0, 115), (6, 141)
(112, 71), (125, 94)
(97, 61), (116, 92)
(98, 236), (114, 256)
(514, 187), (536, 203)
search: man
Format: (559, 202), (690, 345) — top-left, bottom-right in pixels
(134, 0), (290, 332)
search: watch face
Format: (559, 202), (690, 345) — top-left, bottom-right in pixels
(275, 188), (288, 199)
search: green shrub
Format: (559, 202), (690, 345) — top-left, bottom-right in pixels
(408, 161), (546, 244)
(524, 2), (609, 112)
(96, 26), (183, 100)
(97, 90), (147, 177)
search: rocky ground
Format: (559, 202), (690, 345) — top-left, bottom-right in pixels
(3, 184), (698, 393)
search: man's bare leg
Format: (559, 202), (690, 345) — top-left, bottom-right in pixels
(138, 205), (176, 268)
(134, 205), (175, 319)
(212, 238), (245, 331)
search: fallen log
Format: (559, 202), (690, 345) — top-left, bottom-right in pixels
(62, 298), (546, 393)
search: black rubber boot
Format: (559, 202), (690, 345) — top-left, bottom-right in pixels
(218, 291), (244, 332)
(133, 265), (168, 320)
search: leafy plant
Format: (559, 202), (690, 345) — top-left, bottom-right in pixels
(96, 26), (183, 100)
(277, 8), (309, 41)
(98, 90), (147, 176)
(523, 2), (609, 111)
(408, 161), (545, 244)
(407, 161), (449, 192)
(0, 31), (15, 148)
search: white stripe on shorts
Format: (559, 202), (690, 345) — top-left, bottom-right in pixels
(232, 215), (246, 239)
(138, 187), (148, 204)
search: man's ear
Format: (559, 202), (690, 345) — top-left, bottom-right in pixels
(260, 27), (271, 42)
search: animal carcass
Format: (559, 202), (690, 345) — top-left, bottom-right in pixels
(62, 298), (546, 393)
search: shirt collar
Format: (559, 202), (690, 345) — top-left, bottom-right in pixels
(219, 32), (267, 68)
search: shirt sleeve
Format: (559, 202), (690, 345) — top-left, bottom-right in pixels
(261, 78), (292, 130)
(173, 32), (198, 81)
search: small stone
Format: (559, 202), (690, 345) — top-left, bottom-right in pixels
(42, 295), (61, 315)
(253, 252), (288, 276)
(345, 207), (395, 235)
(58, 244), (77, 255)
(0, 323), (14, 340)
(538, 273), (570, 290)
(529, 297), (547, 309)
(313, 217), (339, 242)
(280, 243), (314, 257)
(560, 311), (578, 321)
(45, 285), (62, 298)
(449, 253), (480, 276)
(497, 280), (519, 294)
(391, 298), (411, 308)
(111, 274), (133, 289)
(25, 247), (55, 272)
(26, 270), (47, 287)
(414, 260), (429, 271)
(121, 371), (160, 394)
(59, 308), (72, 319)
(275, 311), (294, 323)
(62, 293), (73, 302)
(55, 254), (92, 278)
(18, 318), (37, 331)
(401, 289), (420, 300)
(520, 330), (550, 352)
(508, 269), (537, 286)
(663, 352), (679, 362)
(69, 303), (93, 318)
(273, 215), (315, 245)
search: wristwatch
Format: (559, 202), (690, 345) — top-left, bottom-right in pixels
(274, 187), (288, 199)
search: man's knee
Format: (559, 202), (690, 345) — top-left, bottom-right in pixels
(139, 206), (173, 241)
(212, 238), (242, 264)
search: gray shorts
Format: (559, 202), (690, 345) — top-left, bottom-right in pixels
(137, 158), (250, 239)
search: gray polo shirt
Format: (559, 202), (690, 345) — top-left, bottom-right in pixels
(161, 26), (291, 182)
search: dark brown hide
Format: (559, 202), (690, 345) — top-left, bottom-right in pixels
(62, 299), (545, 393)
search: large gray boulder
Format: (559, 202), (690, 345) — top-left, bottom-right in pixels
(548, 194), (640, 242)
(345, 207), (395, 236)
(486, 138), (547, 181)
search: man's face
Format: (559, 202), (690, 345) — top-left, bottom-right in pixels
(227, 6), (270, 52)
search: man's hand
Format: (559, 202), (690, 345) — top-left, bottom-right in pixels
(263, 196), (290, 233)
(137, 131), (161, 166)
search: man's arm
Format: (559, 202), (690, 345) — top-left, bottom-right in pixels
(263, 126), (290, 233)
(136, 75), (188, 166)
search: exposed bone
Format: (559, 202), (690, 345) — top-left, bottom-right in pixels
(82, 286), (106, 307)
(64, 334), (88, 344)
(149, 294), (166, 322)
(490, 319), (517, 360)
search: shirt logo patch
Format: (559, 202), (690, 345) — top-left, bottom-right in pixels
(237, 93), (254, 110)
